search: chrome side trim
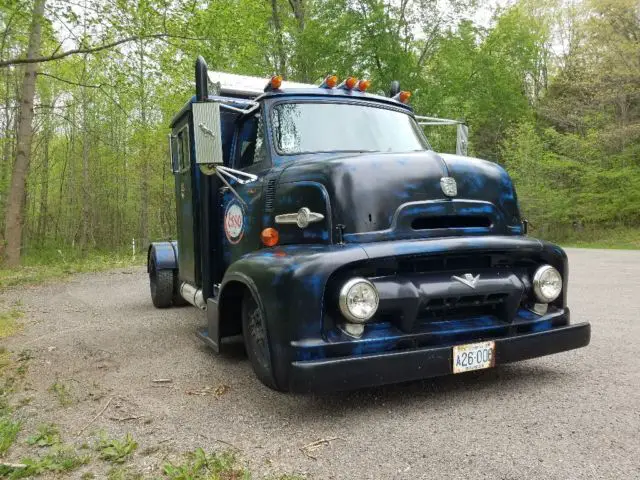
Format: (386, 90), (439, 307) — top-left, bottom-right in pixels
(275, 207), (324, 228)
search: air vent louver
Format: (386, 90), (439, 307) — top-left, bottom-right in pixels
(264, 179), (276, 212)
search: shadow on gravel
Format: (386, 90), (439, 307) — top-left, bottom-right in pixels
(249, 363), (570, 419)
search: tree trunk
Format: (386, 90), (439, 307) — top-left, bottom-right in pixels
(138, 39), (149, 250)
(288, 0), (308, 81)
(37, 102), (51, 242)
(3, 0), (46, 266)
(80, 62), (91, 253)
(270, 0), (287, 77)
(1, 69), (15, 235)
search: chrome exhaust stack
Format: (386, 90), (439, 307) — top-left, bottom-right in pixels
(180, 282), (206, 310)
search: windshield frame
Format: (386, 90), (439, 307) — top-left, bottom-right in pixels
(267, 98), (431, 157)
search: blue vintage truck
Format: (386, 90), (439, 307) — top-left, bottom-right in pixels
(147, 57), (590, 392)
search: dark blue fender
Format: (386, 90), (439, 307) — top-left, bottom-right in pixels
(214, 235), (569, 390)
(147, 241), (179, 272)
(216, 243), (367, 389)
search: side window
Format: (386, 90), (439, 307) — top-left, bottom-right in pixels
(177, 128), (190, 171)
(236, 113), (267, 170)
(170, 135), (179, 173)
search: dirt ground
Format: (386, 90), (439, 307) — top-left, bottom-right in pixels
(1, 248), (639, 479)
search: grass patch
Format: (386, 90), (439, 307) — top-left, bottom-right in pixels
(537, 226), (640, 250)
(26, 423), (61, 447)
(95, 433), (138, 464)
(0, 249), (145, 289)
(0, 416), (21, 456)
(0, 308), (24, 339)
(1, 349), (31, 396)
(48, 381), (73, 407)
(107, 465), (145, 480)
(0, 445), (90, 479)
(163, 448), (249, 480)
(163, 449), (306, 480)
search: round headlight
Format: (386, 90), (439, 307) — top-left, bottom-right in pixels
(339, 278), (379, 323)
(533, 265), (562, 303)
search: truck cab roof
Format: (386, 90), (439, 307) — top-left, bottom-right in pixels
(170, 71), (413, 128)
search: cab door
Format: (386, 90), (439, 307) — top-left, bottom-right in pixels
(173, 124), (197, 284)
(220, 110), (270, 267)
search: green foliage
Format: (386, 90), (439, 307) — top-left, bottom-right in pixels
(163, 448), (249, 480)
(106, 466), (145, 480)
(48, 381), (73, 407)
(0, 446), (90, 479)
(0, 308), (24, 339)
(0, 415), (21, 456)
(95, 433), (138, 464)
(26, 423), (61, 447)
(0, 0), (638, 252)
(0, 250), (144, 288)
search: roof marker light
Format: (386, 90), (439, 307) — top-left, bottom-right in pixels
(264, 75), (283, 92)
(393, 91), (411, 103)
(320, 74), (338, 89)
(338, 77), (358, 90)
(355, 79), (371, 92)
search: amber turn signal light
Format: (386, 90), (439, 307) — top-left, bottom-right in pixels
(261, 228), (279, 247)
(356, 79), (371, 92)
(394, 90), (411, 103)
(270, 75), (283, 90)
(345, 77), (357, 89)
(321, 74), (338, 89)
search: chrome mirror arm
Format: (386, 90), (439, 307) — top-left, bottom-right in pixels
(209, 166), (258, 208)
(216, 166), (257, 185)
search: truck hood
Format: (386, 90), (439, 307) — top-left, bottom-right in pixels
(274, 151), (521, 240)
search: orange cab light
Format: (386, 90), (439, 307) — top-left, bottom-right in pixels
(395, 90), (411, 103)
(356, 79), (371, 92)
(344, 76), (358, 89)
(321, 74), (338, 88)
(261, 228), (279, 247)
(270, 75), (283, 90)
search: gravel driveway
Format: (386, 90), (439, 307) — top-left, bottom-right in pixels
(2, 248), (639, 479)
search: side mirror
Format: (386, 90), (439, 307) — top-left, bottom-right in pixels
(193, 102), (224, 170)
(456, 124), (469, 156)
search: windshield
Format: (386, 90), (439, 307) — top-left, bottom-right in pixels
(271, 102), (429, 154)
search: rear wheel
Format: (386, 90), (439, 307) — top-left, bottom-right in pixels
(242, 291), (280, 390)
(149, 258), (173, 308)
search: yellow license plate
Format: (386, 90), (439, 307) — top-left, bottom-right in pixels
(453, 341), (495, 374)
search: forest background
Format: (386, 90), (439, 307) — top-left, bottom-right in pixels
(0, 0), (638, 270)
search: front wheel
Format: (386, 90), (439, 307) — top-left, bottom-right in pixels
(241, 291), (281, 391)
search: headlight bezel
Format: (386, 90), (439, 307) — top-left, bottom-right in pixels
(532, 264), (563, 303)
(338, 277), (379, 324)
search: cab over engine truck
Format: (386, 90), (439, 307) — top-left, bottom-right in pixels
(147, 57), (590, 392)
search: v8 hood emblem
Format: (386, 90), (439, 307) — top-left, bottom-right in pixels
(452, 273), (480, 289)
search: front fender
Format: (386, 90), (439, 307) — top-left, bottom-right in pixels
(220, 244), (368, 386)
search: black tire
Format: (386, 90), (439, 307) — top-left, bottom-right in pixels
(149, 257), (173, 308)
(241, 291), (281, 391)
(171, 270), (188, 306)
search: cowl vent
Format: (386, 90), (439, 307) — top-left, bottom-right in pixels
(264, 179), (276, 212)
